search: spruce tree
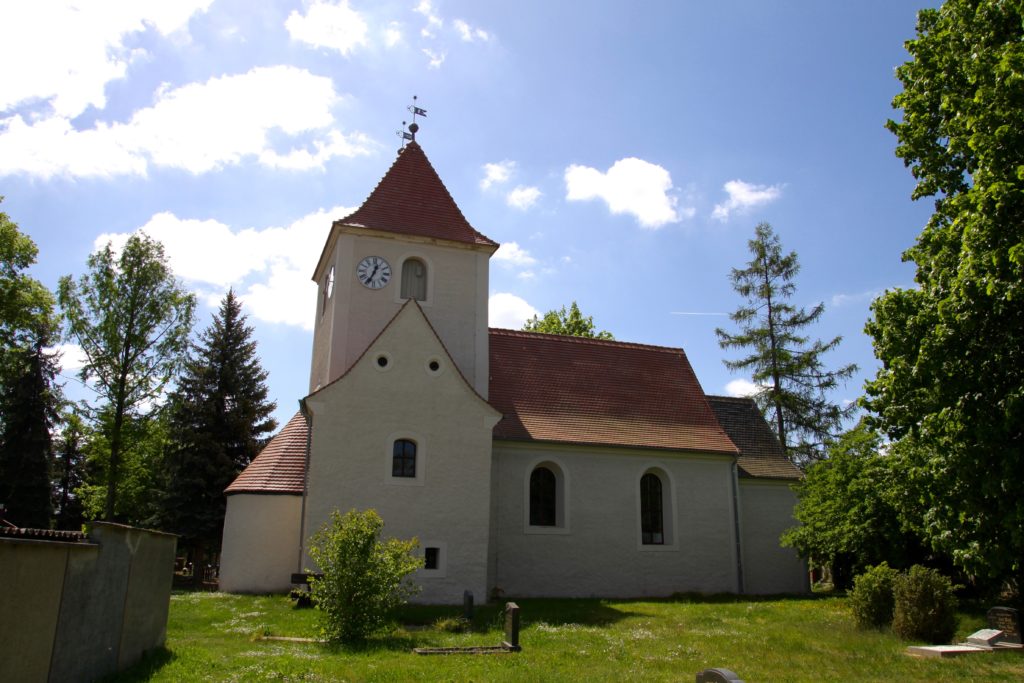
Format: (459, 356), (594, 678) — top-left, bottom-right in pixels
(716, 222), (856, 465)
(162, 290), (277, 564)
(0, 337), (60, 528)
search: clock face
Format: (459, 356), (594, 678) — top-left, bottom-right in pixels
(356, 256), (392, 289)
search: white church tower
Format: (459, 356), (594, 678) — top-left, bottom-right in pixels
(308, 137), (498, 397)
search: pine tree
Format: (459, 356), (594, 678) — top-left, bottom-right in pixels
(162, 290), (277, 564)
(716, 222), (856, 465)
(0, 336), (60, 528)
(0, 200), (61, 528)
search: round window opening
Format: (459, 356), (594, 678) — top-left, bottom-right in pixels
(377, 355), (389, 368)
(429, 360), (440, 372)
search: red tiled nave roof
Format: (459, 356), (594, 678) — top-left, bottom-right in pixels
(225, 411), (308, 494)
(489, 329), (739, 455)
(335, 142), (497, 248)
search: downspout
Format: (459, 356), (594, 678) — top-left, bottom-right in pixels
(731, 459), (745, 594)
(297, 398), (313, 575)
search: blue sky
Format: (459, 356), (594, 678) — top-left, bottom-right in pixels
(1, 1), (937, 429)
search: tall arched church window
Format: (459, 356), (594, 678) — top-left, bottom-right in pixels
(401, 258), (427, 301)
(529, 466), (557, 526)
(392, 439), (416, 478)
(640, 472), (664, 545)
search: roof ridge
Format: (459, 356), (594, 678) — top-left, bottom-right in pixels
(488, 327), (688, 355)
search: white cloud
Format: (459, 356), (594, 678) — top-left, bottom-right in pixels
(50, 344), (89, 373)
(489, 293), (539, 329)
(453, 19), (490, 42)
(422, 48), (446, 69)
(725, 378), (765, 398)
(711, 180), (783, 221)
(481, 160), (514, 189)
(0, 66), (372, 179)
(831, 289), (879, 308)
(507, 186), (541, 210)
(384, 22), (403, 47)
(94, 205), (355, 331)
(492, 242), (538, 268)
(285, 1), (368, 56)
(0, 1), (212, 119)
(415, 0), (443, 37)
(565, 158), (683, 229)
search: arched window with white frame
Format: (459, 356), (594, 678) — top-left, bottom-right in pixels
(400, 257), (427, 301)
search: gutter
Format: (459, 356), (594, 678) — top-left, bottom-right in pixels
(731, 459), (745, 594)
(297, 398), (313, 575)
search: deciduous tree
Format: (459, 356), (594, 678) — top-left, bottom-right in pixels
(864, 0), (1024, 596)
(523, 301), (614, 339)
(58, 233), (195, 521)
(717, 223), (856, 464)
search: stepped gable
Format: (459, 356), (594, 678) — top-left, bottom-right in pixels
(336, 141), (497, 248)
(226, 411), (308, 495)
(489, 329), (738, 455)
(706, 395), (802, 480)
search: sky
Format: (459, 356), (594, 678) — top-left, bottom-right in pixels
(1, 0), (939, 430)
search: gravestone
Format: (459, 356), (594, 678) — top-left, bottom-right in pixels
(463, 590), (474, 621)
(503, 602), (521, 651)
(986, 607), (1021, 645)
(966, 629), (1004, 647)
(696, 668), (743, 683)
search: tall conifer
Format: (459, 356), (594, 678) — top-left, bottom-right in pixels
(716, 222), (856, 465)
(162, 290), (277, 564)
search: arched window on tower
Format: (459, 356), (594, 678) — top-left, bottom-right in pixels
(321, 265), (334, 316)
(401, 258), (427, 301)
(392, 439), (417, 478)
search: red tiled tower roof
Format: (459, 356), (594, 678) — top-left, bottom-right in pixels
(225, 411), (308, 495)
(489, 329), (739, 455)
(335, 141), (497, 248)
(706, 395), (802, 480)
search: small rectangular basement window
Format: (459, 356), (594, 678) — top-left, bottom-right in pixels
(424, 547), (439, 570)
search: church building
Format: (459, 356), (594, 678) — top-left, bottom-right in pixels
(219, 134), (806, 602)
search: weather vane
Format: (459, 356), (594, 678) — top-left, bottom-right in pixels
(396, 95), (427, 151)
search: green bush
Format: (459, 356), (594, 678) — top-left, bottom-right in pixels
(849, 562), (899, 629)
(308, 508), (422, 643)
(891, 565), (958, 643)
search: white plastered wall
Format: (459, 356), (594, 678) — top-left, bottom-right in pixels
(303, 303), (500, 604)
(219, 494), (303, 593)
(738, 479), (809, 594)
(491, 442), (740, 598)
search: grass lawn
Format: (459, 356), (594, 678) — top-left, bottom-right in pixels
(106, 592), (1024, 682)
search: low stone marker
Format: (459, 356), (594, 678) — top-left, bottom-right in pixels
(412, 600), (522, 655)
(503, 602), (521, 651)
(906, 622), (1024, 658)
(696, 668), (743, 682)
(987, 607), (1021, 645)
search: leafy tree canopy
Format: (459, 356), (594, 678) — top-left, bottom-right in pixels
(523, 301), (614, 339)
(58, 233), (195, 520)
(781, 421), (928, 589)
(864, 0), (1024, 592)
(717, 222), (856, 465)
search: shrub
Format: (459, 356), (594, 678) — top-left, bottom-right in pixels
(891, 565), (958, 643)
(849, 562), (899, 629)
(308, 509), (422, 643)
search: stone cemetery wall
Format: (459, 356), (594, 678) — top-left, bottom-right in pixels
(0, 522), (177, 683)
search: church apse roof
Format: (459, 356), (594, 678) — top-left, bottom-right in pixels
(225, 411), (308, 495)
(489, 329), (739, 455)
(335, 141), (497, 248)
(706, 395), (802, 480)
